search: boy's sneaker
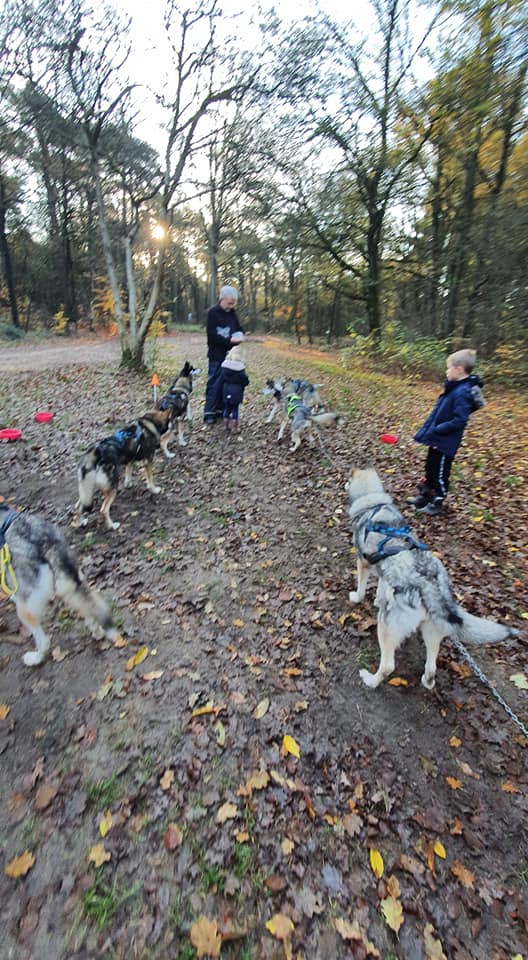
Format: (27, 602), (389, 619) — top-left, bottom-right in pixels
(417, 501), (443, 516)
(406, 494), (429, 508)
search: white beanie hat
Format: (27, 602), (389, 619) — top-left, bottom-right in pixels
(219, 285), (238, 301)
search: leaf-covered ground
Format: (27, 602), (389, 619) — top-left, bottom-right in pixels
(0, 331), (527, 960)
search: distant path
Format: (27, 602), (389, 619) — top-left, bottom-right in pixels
(0, 332), (205, 373)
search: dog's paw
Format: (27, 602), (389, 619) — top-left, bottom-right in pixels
(165, 450), (176, 458)
(177, 439), (187, 447)
(359, 668), (380, 689)
(78, 516), (89, 528)
(151, 486), (161, 495)
(23, 650), (45, 667)
(421, 672), (436, 690)
(107, 520), (120, 531)
(348, 591), (361, 604)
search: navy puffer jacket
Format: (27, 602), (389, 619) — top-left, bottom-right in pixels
(414, 375), (483, 458)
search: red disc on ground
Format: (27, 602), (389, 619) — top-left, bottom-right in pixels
(34, 412), (54, 423)
(380, 433), (398, 444)
(0, 428), (22, 441)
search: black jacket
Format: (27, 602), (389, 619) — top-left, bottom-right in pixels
(206, 304), (243, 362)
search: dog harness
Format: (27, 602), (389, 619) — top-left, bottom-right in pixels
(361, 506), (429, 565)
(286, 394), (311, 419)
(112, 423), (143, 451)
(159, 387), (189, 412)
(0, 508), (18, 596)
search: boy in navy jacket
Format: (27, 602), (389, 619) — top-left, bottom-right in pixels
(408, 349), (485, 516)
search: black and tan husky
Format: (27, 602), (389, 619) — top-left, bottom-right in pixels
(0, 504), (119, 666)
(346, 467), (518, 690)
(74, 409), (172, 531)
(158, 360), (200, 453)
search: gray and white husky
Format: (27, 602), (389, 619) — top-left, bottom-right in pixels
(277, 391), (344, 452)
(346, 467), (518, 690)
(0, 505), (119, 666)
(263, 378), (324, 424)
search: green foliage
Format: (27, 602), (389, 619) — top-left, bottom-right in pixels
(82, 870), (140, 931)
(85, 773), (122, 811)
(345, 323), (449, 377)
(0, 321), (24, 340)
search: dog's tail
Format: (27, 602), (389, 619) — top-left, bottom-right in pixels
(311, 412), (344, 427)
(453, 608), (518, 645)
(77, 448), (116, 508)
(47, 536), (118, 642)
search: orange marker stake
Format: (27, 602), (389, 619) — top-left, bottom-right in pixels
(151, 373), (160, 404)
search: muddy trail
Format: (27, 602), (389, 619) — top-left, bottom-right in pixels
(0, 331), (526, 960)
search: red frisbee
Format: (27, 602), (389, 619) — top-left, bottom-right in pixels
(380, 433), (398, 444)
(0, 428), (22, 441)
(34, 412), (54, 423)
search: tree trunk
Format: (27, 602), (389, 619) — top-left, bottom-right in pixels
(0, 178), (20, 328)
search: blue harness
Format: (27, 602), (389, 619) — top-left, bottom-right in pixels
(112, 423), (142, 450)
(362, 507), (429, 565)
(0, 508), (17, 548)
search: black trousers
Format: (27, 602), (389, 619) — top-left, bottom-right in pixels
(423, 447), (453, 502)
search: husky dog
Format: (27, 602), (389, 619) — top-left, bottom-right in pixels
(263, 378), (324, 424)
(158, 361), (200, 453)
(277, 392), (344, 452)
(346, 467), (518, 690)
(74, 409), (173, 531)
(0, 505), (119, 666)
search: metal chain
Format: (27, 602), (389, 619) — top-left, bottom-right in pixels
(450, 635), (528, 739)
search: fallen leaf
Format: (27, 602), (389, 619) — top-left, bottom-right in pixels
(125, 646), (148, 671)
(509, 673), (528, 689)
(142, 670), (164, 681)
(446, 776), (462, 790)
(5, 850), (35, 878)
(266, 912), (294, 940)
(216, 802), (238, 824)
(164, 823), (183, 850)
(369, 847), (384, 878)
(113, 634), (127, 648)
(433, 841), (446, 859)
(232, 618), (244, 628)
(423, 922), (447, 960)
(449, 736), (461, 748)
(159, 769), (174, 791)
(381, 896), (404, 933)
(281, 838), (294, 855)
(51, 645), (67, 662)
(386, 874), (401, 898)
(192, 701), (215, 717)
(214, 720), (226, 747)
(34, 782), (58, 811)
(253, 697), (269, 720)
(387, 677), (408, 686)
(88, 843), (111, 867)
(0, 703), (11, 720)
(502, 781), (521, 794)
(451, 861), (474, 889)
(282, 734), (300, 759)
(190, 915), (221, 958)
(99, 811), (113, 837)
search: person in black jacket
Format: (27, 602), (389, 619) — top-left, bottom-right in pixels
(221, 346), (249, 433)
(407, 348), (485, 516)
(203, 286), (244, 425)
